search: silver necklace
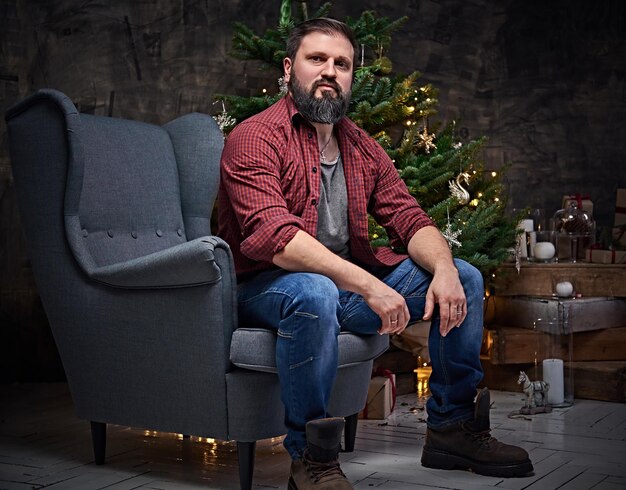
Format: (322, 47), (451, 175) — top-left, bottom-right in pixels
(320, 133), (334, 164)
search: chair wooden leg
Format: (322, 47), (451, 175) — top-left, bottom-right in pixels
(237, 441), (256, 490)
(343, 412), (358, 452)
(90, 421), (106, 465)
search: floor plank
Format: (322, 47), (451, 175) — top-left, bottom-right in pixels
(1, 383), (625, 489)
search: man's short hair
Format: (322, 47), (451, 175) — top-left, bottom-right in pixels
(286, 17), (358, 65)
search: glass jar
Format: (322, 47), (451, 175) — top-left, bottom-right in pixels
(552, 202), (594, 262)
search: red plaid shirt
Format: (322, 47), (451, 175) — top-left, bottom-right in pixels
(217, 95), (436, 279)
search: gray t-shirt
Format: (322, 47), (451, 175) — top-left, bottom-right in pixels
(316, 153), (351, 259)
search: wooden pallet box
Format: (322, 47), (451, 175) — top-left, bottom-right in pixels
(485, 326), (626, 364)
(492, 263), (626, 297)
(487, 295), (626, 333)
(480, 360), (626, 403)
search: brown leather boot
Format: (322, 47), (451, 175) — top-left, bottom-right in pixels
(421, 388), (533, 477)
(288, 417), (353, 489)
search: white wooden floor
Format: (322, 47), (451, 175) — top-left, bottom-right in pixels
(1, 383), (625, 490)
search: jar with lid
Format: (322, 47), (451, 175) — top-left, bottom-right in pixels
(551, 202), (594, 262)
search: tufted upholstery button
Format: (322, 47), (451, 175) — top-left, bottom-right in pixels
(308, 132), (313, 139)
(312, 167), (317, 173)
(107, 229), (114, 238)
(82, 229), (88, 238)
(131, 231), (138, 239)
(156, 229), (163, 237)
(311, 198), (317, 206)
(177, 228), (183, 237)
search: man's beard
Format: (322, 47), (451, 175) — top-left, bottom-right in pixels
(289, 70), (351, 124)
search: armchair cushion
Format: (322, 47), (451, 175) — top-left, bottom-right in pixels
(230, 328), (388, 373)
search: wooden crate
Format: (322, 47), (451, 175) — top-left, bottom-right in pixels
(486, 295), (626, 333)
(492, 262), (626, 297)
(485, 326), (626, 364)
(480, 359), (626, 402)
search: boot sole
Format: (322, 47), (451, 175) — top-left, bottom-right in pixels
(421, 447), (534, 477)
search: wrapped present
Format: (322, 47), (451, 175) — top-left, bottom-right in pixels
(562, 193), (594, 218)
(586, 248), (626, 264)
(360, 369), (396, 420)
(614, 188), (626, 246)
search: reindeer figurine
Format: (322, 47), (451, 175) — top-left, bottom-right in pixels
(517, 371), (551, 414)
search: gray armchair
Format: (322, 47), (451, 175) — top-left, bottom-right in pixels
(5, 89), (388, 489)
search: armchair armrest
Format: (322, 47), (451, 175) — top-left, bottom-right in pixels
(87, 236), (232, 289)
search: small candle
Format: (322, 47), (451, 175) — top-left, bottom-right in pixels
(543, 358), (564, 405)
(414, 363), (432, 398)
(534, 241), (555, 260)
(555, 281), (574, 297)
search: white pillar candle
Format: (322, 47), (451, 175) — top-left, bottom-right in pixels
(528, 231), (537, 257)
(543, 358), (564, 405)
(517, 220), (534, 258)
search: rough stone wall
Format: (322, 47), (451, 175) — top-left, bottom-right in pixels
(1, 0), (625, 380)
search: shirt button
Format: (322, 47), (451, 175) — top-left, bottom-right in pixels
(312, 167), (317, 173)
(156, 229), (163, 237)
(107, 229), (114, 238)
(311, 199), (317, 206)
(131, 231), (138, 239)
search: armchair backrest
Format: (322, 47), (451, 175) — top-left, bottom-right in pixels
(8, 89), (224, 274)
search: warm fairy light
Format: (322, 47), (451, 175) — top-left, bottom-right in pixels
(406, 120), (412, 126)
(408, 106), (415, 112)
(477, 192), (483, 197)
(494, 197), (500, 202)
(469, 198), (479, 207)
(491, 171), (497, 177)
(262, 88), (267, 94)
(414, 358), (432, 398)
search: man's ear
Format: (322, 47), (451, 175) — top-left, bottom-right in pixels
(283, 57), (292, 83)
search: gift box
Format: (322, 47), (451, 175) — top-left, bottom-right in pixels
(360, 373), (396, 420)
(586, 248), (626, 264)
(562, 193), (594, 218)
(614, 188), (626, 246)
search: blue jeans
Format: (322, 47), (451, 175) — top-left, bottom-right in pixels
(237, 258), (484, 459)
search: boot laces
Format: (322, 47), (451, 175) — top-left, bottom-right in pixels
(462, 423), (497, 449)
(304, 457), (346, 483)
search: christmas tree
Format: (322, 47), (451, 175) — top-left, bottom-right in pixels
(215, 0), (519, 282)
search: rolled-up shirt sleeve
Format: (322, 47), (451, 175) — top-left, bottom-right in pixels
(367, 143), (436, 247)
(220, 121), (306, 263)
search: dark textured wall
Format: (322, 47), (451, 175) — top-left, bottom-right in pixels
(1, 0), (625, 380)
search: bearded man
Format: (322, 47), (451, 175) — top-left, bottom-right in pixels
(217, 17), (533, 490)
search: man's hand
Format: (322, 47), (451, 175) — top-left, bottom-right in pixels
(362, 281), (410, 335)
(422, 267), (467, 336)
(407, 226), (468, 337)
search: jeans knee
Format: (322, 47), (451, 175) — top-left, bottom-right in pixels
(454, 259), (483, 301)
(286, 273), (339, 317)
